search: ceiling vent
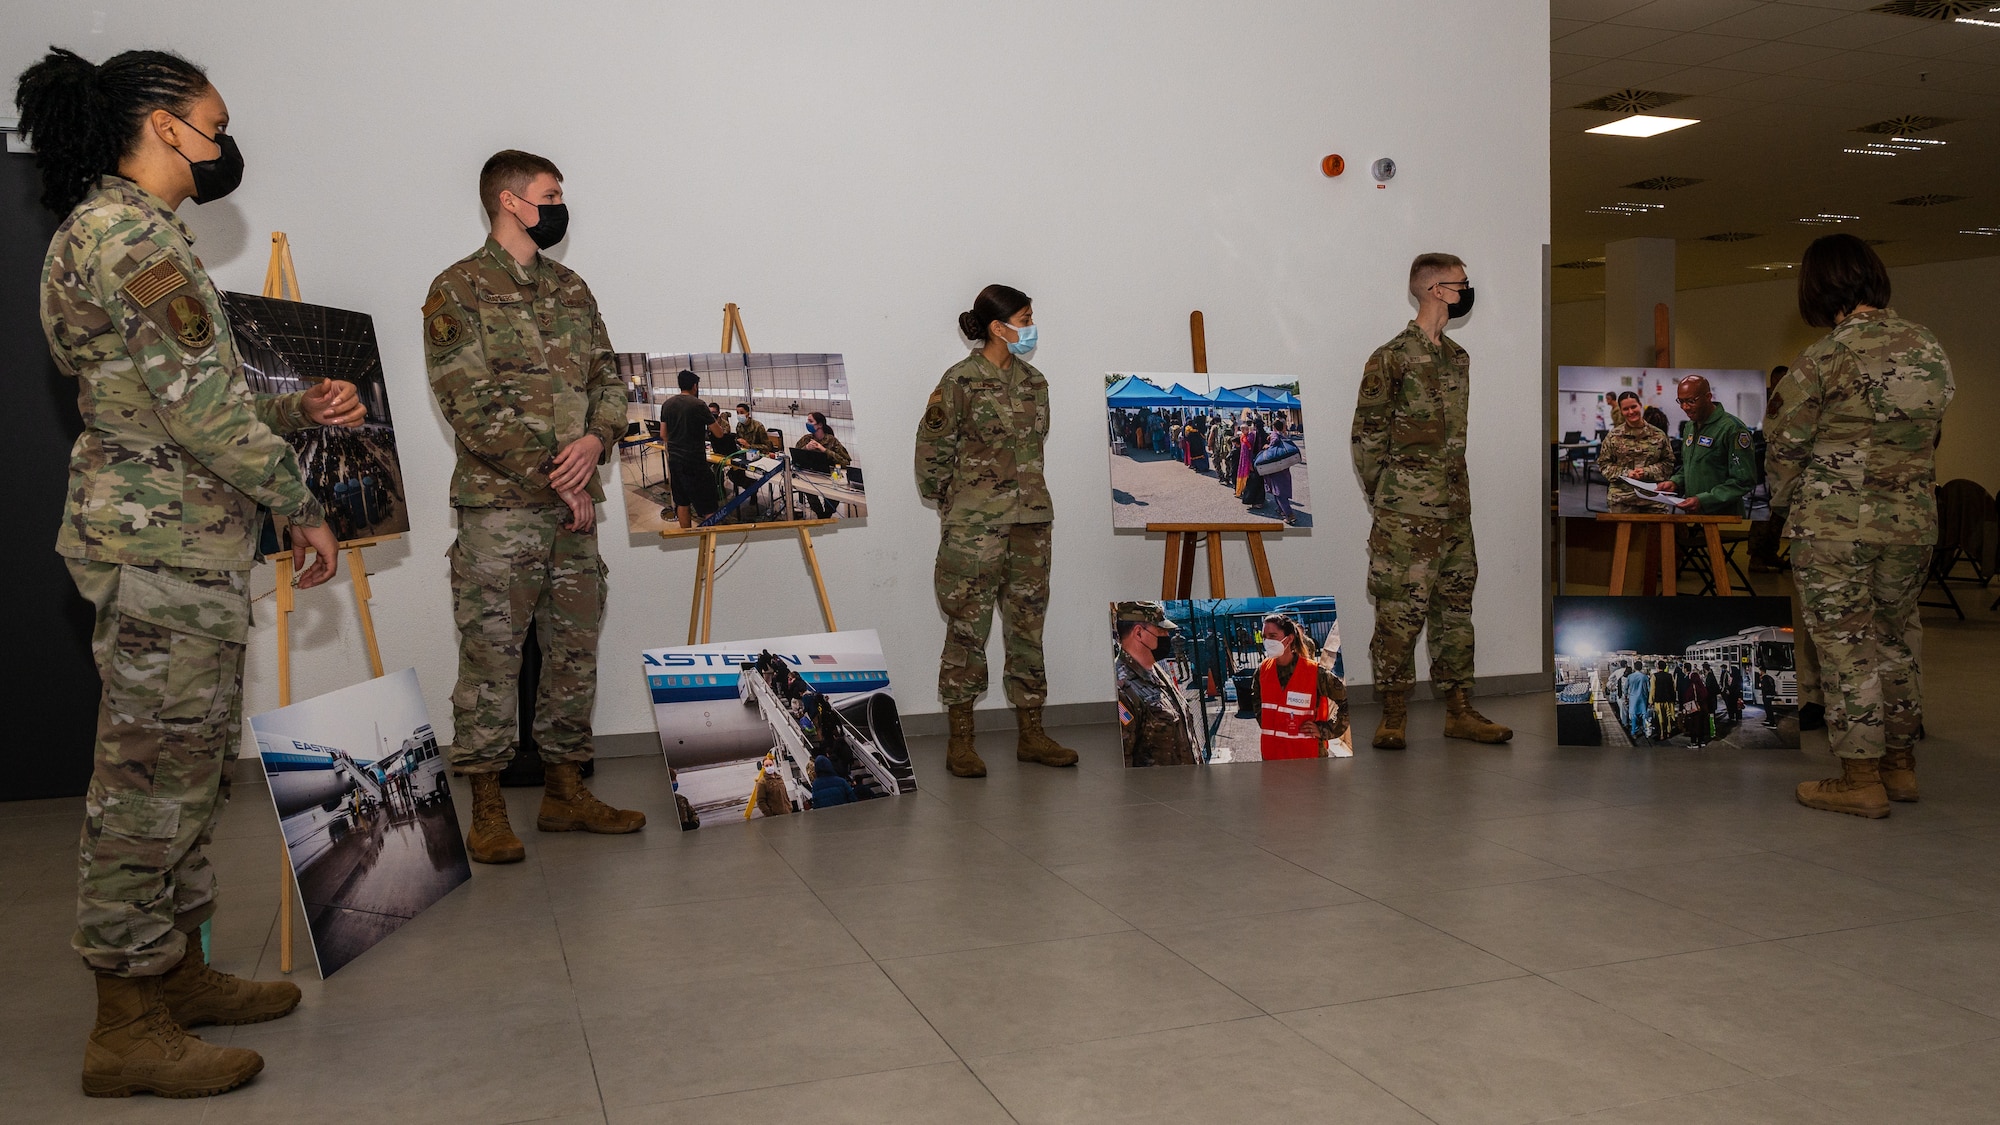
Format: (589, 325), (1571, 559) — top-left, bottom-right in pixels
(1572, 89), (1687, 113)
(1700, 232), (1760, 241)
(1854, 115), (1955, 135)
(1625, 175), (1704, 191)
(1888, 193), (1967, 206)
(1868, 1), (1989, 18)
(1554, 259), (1606, 270)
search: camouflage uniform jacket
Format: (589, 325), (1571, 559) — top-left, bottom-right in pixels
(1597, 421), (1676, 509)
(1668, 407), (1754, 516)
(40, 177), (323, 571)
(796, 428), (852, 467)
(736, 416), (775, 453)
(1115, 645), (1198, 766)
(1352, 321), (1471, 519)
(1767, 308), (1953, 544)
(914, 352), (1052, 527)
(423, 237), (626, 507)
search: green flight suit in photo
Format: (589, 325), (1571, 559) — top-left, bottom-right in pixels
(1669, 407), (1755, 516)
(914, 352), (1054, 708)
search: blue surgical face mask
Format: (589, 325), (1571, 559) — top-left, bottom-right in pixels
(1006, 323), (1038, 356)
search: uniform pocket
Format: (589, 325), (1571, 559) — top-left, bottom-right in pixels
(110, 566), (247, 726)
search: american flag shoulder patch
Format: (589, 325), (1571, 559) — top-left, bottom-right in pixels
(122, 256), (190, 308)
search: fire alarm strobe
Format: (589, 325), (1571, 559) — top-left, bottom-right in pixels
(1321, 154), (1345, 177)
(1372, 157), (1396, 182)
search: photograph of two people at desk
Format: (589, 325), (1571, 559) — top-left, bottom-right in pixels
(615, 351), (866, 535)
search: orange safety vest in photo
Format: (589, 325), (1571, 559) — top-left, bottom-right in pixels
(1258, 656), (1324, 760)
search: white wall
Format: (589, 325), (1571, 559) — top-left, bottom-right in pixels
(1554, 255), (2000, 492)
(9, 0), (1551, 740)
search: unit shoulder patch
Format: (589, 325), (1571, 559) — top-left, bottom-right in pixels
(1736, 430), (1752, 449)
(427, 309), (464, 350)
(164, 294), (215, 351)
(920, 390), (948, 435)
(1358, 369), (1389, 407)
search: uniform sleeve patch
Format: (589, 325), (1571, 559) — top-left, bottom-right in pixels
(164, 294), (215, 350)
(1358, 369), (1389, 407)
(421, 291), (446, 318)
(1737, 431), (1752, 449)
(920, 391), (948, 435)
(427, 310), (464, 350)
(121, 257), (190, 309)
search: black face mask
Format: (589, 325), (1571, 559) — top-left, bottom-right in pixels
(1445, 287), (1475, 319)
(518, 200), (569, 249)
(171, 115), (243, 204)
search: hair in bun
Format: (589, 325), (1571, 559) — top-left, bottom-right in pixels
(959, 283), (1031, 343)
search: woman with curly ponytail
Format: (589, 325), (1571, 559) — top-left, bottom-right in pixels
(912, 283), (1076, 778)
(15, 46), (362, 1099)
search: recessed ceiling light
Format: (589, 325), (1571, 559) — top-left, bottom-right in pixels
(1586, 201), (1666, 216)
(1843, 148), (1899, 157)
(1796, 213), (1860, 225)
(1747, 262), (1798, 271)
(1963, 226), (2000, 236)
(1586, 116), (1700, 138)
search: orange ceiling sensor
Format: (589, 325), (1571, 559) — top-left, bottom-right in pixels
(1321, 154), (1345, 177)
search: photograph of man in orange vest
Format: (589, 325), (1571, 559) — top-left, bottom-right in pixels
(1255, 614), (1350, 759)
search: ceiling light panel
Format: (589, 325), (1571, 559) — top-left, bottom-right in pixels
(1586, 115), (1702, 137)
(1796, 213), (1861, 225)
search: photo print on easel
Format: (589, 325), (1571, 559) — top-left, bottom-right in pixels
(1113, 596), (1349, 767)
(249, 668), (470, 977)
(1105, 373), (1308, 529)
(220, 292), (410, 542)
(642, 630), (913, 829)
(615, 351), (862, 535)
(1554, 596), (1801, 750)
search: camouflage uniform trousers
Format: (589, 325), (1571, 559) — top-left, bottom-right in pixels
(1791, 539), (1927, 760)
(1785, 570), (1824, 707)
(65, 559), (249, 977)
(934, 521), (1051, 708)
(1366, 512), (1476, 695)
(448, 506), (607, 772)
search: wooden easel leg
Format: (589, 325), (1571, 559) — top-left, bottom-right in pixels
(699, 532), (718, 644)
(346, 545), (385, 678)
(1161, 534), (1183, 601)
(274, 551), (295, 974)
(1659, 525), (1676, 596)
(686, 537), (708, 645)
(1177, 533), (1197, 599)
(278, 863), (294, 975)
(1245, 532), (1275, 597)
(1704, 524), (1733, 596)
(799, 528), (837, 632)
(1608, 524), (1632, 596)
(1205, 532), (1226, 598)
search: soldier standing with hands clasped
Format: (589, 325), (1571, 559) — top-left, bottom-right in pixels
(1352, 253), (1511, 750)
(424, 149), (644, 864)
(1767, 234), (1953, 818)
(19, 46), (364, 1098)
(915, 284), (1078, 777)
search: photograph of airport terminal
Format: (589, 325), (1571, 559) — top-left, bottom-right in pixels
(249, 668), (469, 977)
(616, 351), (863, 536)
(1555, 596), (1800, 751)
(220, 292), (410, 542)
(642, 629), (914, 829)
(1113, 596), (1347, 767)
(1105, 373), (1309, 530)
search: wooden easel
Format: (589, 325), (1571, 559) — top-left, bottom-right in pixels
(663, 304), (840, 644)
(1597, 512), (1738, 596)
(1147, 310), (1279, 600)
(262, 232), (400, 973)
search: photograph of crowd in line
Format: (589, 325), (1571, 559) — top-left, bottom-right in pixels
(1553, 365), (1774, 521)
(249, 669), (469, 977)
(221, 293), (409, 542)
(615, 351), (863, 535)
(1105, 374), (1308, 529)
(1555, 596), (1800, 750)
(1113, 596), (1349, 767)
(641, 631), (914, 830)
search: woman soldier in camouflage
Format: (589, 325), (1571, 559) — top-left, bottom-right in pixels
(1768, 234), (1953, 818)
(1597, 391), (1676, 513)
(914, 284), (1078, 777)
(18, 46), (358, 1097)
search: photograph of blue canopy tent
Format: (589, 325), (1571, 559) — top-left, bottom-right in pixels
(1104, 371), (1310, 530)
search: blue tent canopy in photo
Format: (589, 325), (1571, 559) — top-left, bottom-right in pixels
(1106, 375), (1182, 408)
(1205, 386), (1255, 407)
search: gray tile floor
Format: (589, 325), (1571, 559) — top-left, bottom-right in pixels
(4, 607), (1998, 1123)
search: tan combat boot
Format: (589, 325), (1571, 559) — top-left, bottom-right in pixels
(1016, 705), (1080, 767)
(1372, 688), (1408, 750)
(1443, 688), (1513, 744)
(538, 761), (646, 833)
(82, 973), (263, 1098)
(162, 941), (300, 1028)
(1880, 747), (1918, 802)
(945, 703), (985, 777)
(1796, 757), (1891, 819)
(466, 772), (526, 863)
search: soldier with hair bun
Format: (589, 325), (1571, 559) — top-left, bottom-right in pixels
(915, 284), (1077, 777)
(1769, 233), (1953, 819)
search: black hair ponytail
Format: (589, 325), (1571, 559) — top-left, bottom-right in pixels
(13, 47), (209, 214)
(958, 283), (1031, 343)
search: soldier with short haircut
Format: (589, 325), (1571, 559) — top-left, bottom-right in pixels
(1352, 253), (1511, 750)
(1655, 374), (1756, 515)
(1113, 602), (1201, 767)
(424, 149), (643, 862)
(20, 45), (363, 1097)
(915, 283), (1077, 777)
(1768, 234), (1953, 818)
